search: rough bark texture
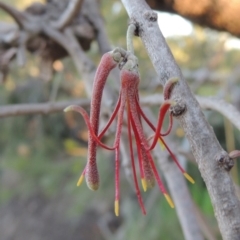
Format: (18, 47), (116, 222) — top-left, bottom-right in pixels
(121, 0), (240, 239)
(146, 0), (240, 37)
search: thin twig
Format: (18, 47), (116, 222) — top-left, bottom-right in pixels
(16, 31), (28, 66)
(50, 0), (83, 30)
(141, 94), (240, 132)
(0, 99), (90, 117)
(1, 93), (240, 134)
(0, 1), (26, 28)
(85, 0), (112, 54)
(49, 72), (63, 102)
(196, 96), (240, 131)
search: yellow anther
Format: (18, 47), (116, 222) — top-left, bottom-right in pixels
(164, 193), (175, 208)
(87, 182), (99, 191)
(168, 77), (179, 84)
(77, 174), (84, 187)
(141, 178), (147, 192)
(169, 100), (177, 106)
(158, 139), (165, 150)
(115, 200), (119, 217)
(183, 172), (195, 184)
(63, 106), (73, 112)
(146, 178), (155, 188)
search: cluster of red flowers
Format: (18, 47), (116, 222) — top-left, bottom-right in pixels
(64, 48), (194, 216)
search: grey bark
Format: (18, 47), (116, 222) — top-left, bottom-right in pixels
(0, 99), (90, 117)
(121, 0), (240, 239)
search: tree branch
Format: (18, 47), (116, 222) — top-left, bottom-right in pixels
(85, 0), (112, 54)
(141, 94), (240, 132)
(1, 93), (240, 135)
(121, 1), (240, 239)
(0, 99), (90, 117)
(50, 0), (84, 30)
(193, 202), (218, 240)
(0, 1), (27, 28)
(0, 0), (96, 82)
(16, 31), (28, 66)
(196, 96), (240, 131)
(159, 153), (204, 240)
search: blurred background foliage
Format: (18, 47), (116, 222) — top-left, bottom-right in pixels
(0, 0), (240, 239)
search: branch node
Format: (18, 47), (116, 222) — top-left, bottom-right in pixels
(170, 98), (186, 117)
(143, 10), (157, 22)
(216, 153), (234, 171)
(128, 18), (140, 36)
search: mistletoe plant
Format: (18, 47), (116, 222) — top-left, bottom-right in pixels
(64, 26), (194, 216)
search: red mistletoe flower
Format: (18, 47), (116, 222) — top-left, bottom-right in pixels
(64, 48), (194, 216)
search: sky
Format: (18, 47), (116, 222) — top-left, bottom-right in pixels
(157, 12), (240, 50)
(113, 1), (240, 50)
(157, 12), (193, 37)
